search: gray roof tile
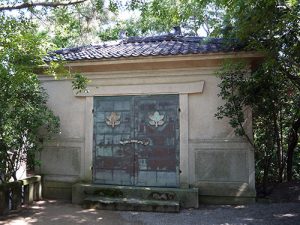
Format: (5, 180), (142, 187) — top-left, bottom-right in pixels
(44, 35), (243, 62)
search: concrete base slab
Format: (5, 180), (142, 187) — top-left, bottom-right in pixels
(83, 196), (180, 213)
(72, 183), (199, 209)
(43, 181), (73, 200)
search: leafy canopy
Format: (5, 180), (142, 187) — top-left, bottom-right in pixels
(214, 0), (300, 185)
(0, 17), (60, 182)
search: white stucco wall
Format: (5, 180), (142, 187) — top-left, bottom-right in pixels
(45, 80), (85, 139)
(38, 60), (255, 200)
(38, 81), (85, 186)
(189, 75), (232, 139)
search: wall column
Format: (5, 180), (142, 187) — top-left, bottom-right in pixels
(179, 94), (189, 187)
(83, 96), (93, 181)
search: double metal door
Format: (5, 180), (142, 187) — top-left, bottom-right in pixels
(93, 95), (179, 187)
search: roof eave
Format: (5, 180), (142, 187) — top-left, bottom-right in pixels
(58, 51), (264, 67)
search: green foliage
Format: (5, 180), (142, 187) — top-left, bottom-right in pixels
(216, 59), (300, 186)
(123, 0), (224, 36)
(0, 4), (90, 181)
(98, 19), (143, 41)
(36, 0), (108, 47)
(129, 0), (212, 35)
(72, 73), (90, 94)
(51, 7), (82, 48)
(214, 0), (300, 187)
(0, 17), (60, 182)
(215, 62), (251, 139)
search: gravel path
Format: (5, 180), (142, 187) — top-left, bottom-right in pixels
(1, 200), (299, 225)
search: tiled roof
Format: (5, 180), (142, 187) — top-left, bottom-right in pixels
(44, 35), (243, 62)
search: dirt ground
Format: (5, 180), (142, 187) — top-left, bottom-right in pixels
(267, 181), (300, 202)
(1, 182), (299, 225)
(0, 200), (299, 225)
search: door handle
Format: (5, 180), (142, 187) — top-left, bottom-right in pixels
(120, 139), (149, 146)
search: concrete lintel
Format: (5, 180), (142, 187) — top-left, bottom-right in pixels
(74, 81), (204, 97)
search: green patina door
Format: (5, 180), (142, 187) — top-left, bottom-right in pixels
(93, 95), (179, 187)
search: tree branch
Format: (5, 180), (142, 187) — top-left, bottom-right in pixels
(0, 0), (87, 11)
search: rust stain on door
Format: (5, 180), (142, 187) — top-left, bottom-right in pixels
(93, 95), (179, 187)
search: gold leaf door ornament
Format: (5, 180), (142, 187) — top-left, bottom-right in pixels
(149, 111), (165, 127)
(106, 112), (121, 128)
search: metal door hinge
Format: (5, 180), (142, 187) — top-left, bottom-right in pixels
(92, 109), (94, 114)
(178, 108), (181, 112)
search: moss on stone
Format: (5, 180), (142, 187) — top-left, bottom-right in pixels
(94, 188), (124, 197)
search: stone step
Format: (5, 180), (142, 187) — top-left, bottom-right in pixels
(72, 183), (199, 208)
(83, 196), (180, 213)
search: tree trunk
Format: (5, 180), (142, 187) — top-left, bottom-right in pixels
(286, 117), (300, 181)
(12, 171), (17, 182)
(262, 154), (271, 195)
(273, 114), (283, 182)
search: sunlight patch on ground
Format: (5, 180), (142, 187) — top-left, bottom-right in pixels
(4, 217), (37, 225)
(220, 223), (247, 225)
(242, 217), (254, 221)
(36, 201), (47, 205)
(30, 205), (45, 210)
(234, 205), (246, 209)
(49, 214), (90, 224)
(77, 208), (97, 213)
(48, 200), (57, 203)
(274, 213), (298, 218)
